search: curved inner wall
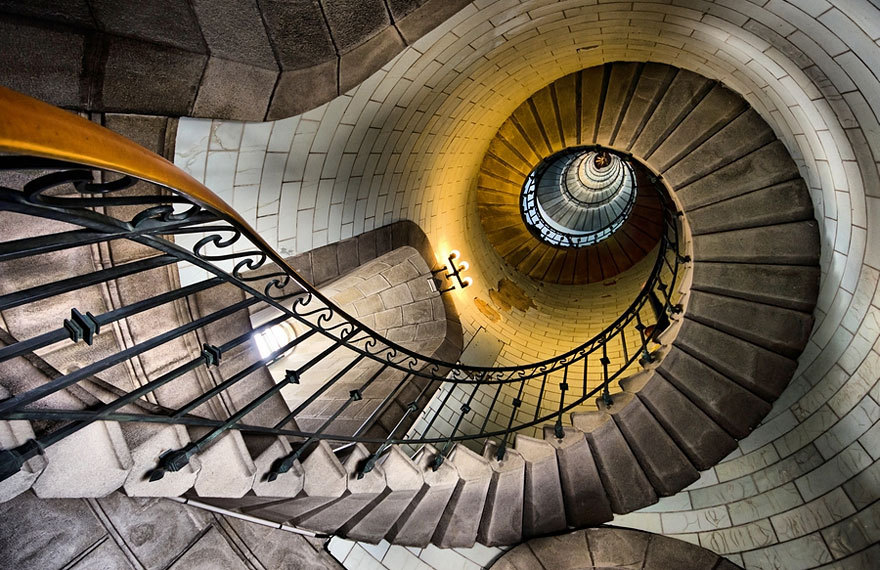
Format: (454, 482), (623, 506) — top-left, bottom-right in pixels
(172, 1), (880, 567)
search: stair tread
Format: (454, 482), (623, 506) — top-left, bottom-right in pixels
(571, 412), (657, 513)
(515, 434), (566, 536)
(637, 374), (737, 470)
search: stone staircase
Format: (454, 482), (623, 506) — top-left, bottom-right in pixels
(0, 60), (820, 552)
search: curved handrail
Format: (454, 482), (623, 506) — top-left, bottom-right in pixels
(0, 86), (687, 480)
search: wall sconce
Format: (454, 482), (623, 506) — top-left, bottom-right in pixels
(431, 250), (472, 293)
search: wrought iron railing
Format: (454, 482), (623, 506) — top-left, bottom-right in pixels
(0, 86), (687, 484)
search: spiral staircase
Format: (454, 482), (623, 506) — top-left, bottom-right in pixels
(0, 53), (821, 568)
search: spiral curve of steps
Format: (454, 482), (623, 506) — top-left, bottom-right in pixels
(0, 61), (820, 551)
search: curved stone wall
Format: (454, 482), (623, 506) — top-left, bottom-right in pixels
(0, 0), (470, 120)
(171, 2), (880, 567)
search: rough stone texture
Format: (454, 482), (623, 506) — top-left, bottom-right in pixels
(0, 387), (46, 502)
(340, 26), (407, 94)
(630, 69), (712, 157)
(663, 109), (777, 188)
(675, 140), (799, 210)
(686, 291), (813, 358)
(691, 262), (820, 313)
(250, 437), (305, 498)
(341, 446), (422, 542)
(586, 527), (650, 568)
(657, 347), (771, 439)
(267, 61), (340, 120)
(648, 84), (746, 171)
(432, 444), (491, 548)
(192, 58), (277, 121)
(686, 179), (814, 235)
(637, 374), (737, 470)
(674, 318), (797, 401)
(394, 0), (471, 43)
(101, 36), (206, 115)
(386, 445), (457, 547)
(32, 421), (132, 498)
(191, 431), (257, 498)
(250, 441), (346, 523)
(0, 16), (85, 108)
(322, 0), (390, 53)
(527, 531), (593, 569)
(122, 424), (200, 498)
(190, 0), (276, 67)
(693, 221), (821, 266)
(514, 434), (567, 537)
(297, 444), (385, 534)
(490, 543), (543, 570)
(644, 534), (721, 569)
(541, 426), (614, 527)
(602, 392), (699, 496)
(571, 412), (657, 514)
(478, 444), (525, 546)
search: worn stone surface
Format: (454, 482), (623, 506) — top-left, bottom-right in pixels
(637, 374), (737, 470)
(644, 534), (720, 568)
(0, 16), (85, 108)
(687, 291), (813, 358)
(586, 527), (650, 568)
(342, 446), (422, 542)
(192, 58), (277, 121)
(478, 444), (525, 546)
(657, 347), (771, 439)
(385, 445), (456, 547)
(687, 179), (814, 235)
(648, 84), (745, 171)
(542, 426), (614, 527)
(33, 421), (132, 498)
(630, 69), (711, 157)
(432, 444), (491, 548)
(675, 318), (797, 401)
(572, 412), (657, 514)
(514, 434), (567, 537)
(0, 492), (105, 570)
(101, 36), (206, 115)
(693, 221), (821, 265)
(691, 262), (820, 312)
(606, 393), (699, 495)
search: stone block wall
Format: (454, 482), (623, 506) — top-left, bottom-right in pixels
(0, 0), (470, 120)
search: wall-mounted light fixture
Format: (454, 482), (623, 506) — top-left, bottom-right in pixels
(431, 250), (472, 293)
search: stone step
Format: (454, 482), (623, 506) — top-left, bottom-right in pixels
(686, 291), (813, 358)
(245, 440), (345, 523)
(342, 445), (423, 543)
(296, 443), (385, 534)
(514, 434), (567, 537)
(693, 221), (820, 266)
(691, 262), (820, 312)
(630, 68), (713, 158)
(541, 426), (613, 527)
(570, 411), (657, 513)
(0, 386), (46, 502)
(191, 429), (256, 498)
(649, 84), (746, 172)
(432, 444), (491, 548)
(122, 423), (200, 498)
(657, 347), (771, 439)
(597, 392), (699, 496)
(636, 374), (737, 470)
(479, 441), (525, 546)
(686, 179), (814, 235)
(386, 444), (458, 547)
(674, 318), (797, 401)
(596, 62), (640, 146)
(676, 140), (799, 210)
(32, 420), (132, 498)
(614, 62), (678, 149)
(664, 109), (777, 189)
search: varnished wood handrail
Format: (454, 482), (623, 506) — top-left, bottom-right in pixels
(0, 85), (277, 261)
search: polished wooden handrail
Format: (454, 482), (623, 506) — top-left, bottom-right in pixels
(0, 86), (279, 262)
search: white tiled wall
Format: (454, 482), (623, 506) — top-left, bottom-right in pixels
(175, 1), (880, 568)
